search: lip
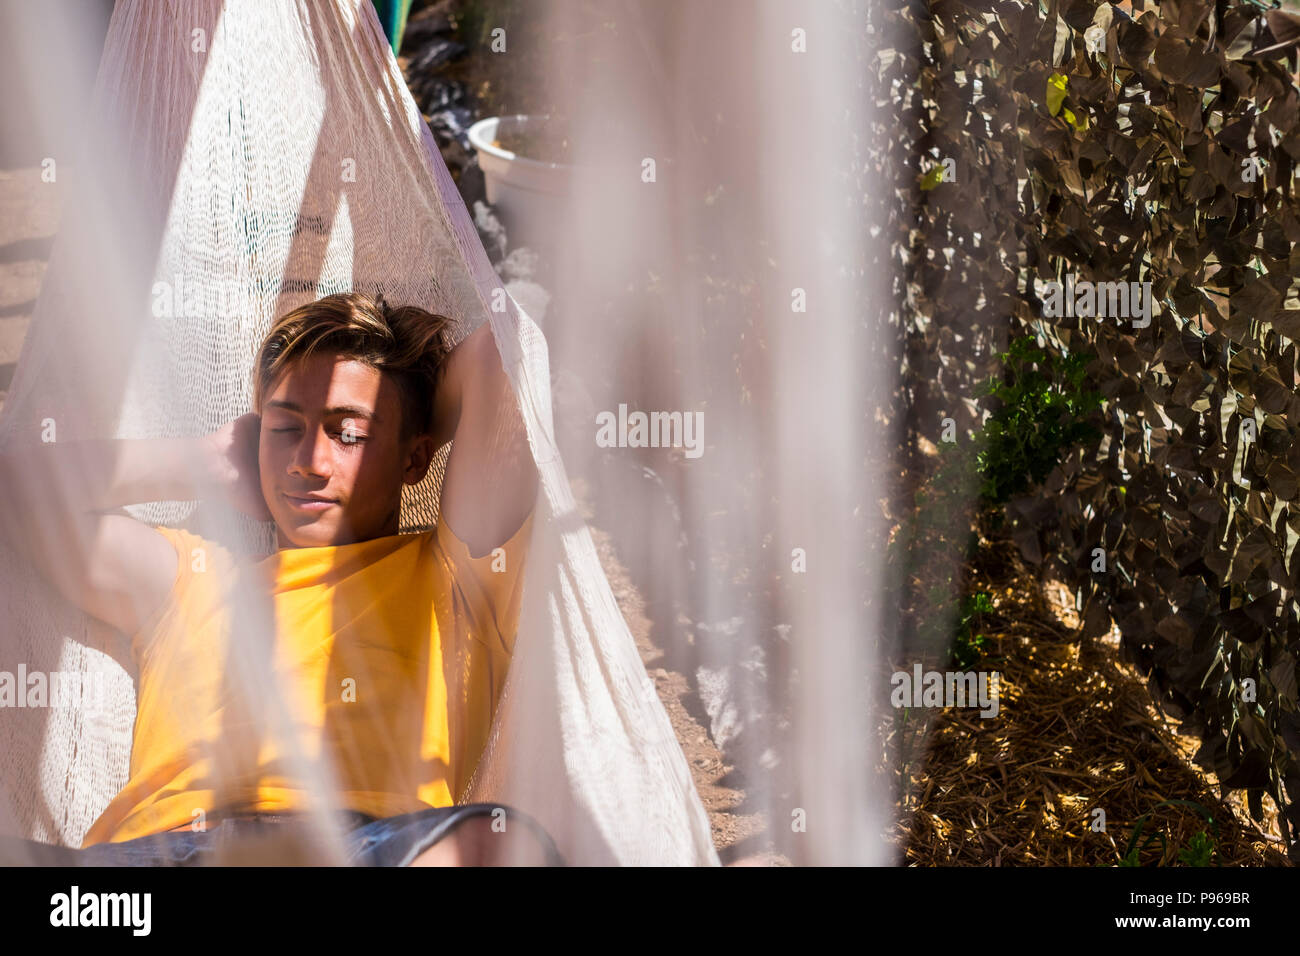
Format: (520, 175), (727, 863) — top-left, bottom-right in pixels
(283, 492), (337, 512)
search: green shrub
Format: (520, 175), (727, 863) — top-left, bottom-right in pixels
(974, 335), (1103, 506)
(950, 591), (993, 670)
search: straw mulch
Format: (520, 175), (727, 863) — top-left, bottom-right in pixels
(883, 522), (1292, 867)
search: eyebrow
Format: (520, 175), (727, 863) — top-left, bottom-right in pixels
(265, 400), (381, 422)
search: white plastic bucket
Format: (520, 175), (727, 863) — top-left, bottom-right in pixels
(467, 114), (575, 248)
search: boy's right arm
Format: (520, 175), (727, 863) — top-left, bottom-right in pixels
(0, 436), (228, 637)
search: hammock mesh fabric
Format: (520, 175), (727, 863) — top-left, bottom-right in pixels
(0, 0), (719, 866)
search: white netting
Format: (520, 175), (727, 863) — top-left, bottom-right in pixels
(0, 0), (718, 866)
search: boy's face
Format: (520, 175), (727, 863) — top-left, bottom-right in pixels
(259, 350), (434, 549)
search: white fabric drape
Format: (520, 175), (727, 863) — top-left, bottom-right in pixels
(0, 0), (718, 866)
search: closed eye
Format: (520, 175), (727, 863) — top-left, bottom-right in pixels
(268, 425), (366, 442)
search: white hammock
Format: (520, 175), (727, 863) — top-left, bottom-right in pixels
(0, 0), (719, 866)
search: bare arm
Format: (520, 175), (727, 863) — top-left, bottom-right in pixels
(0, 432), (244, 636)
(433, 323), (540, 558)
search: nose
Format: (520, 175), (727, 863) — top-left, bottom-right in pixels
(287, 424), (333, 480)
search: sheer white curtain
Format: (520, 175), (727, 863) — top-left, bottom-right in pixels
(0, 0), (720, 865)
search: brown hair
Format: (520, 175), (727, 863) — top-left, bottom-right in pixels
(252, 292), (455, 442)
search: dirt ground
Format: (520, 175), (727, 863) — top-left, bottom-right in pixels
(570, 482), (787, 866)
(880, 439), (1293, 867)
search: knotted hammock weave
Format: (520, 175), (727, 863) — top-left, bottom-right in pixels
(0, 0), (719, 866)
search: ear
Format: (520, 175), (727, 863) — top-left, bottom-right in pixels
(402, 433), (437, 486)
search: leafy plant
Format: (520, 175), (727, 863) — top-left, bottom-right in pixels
(888, 336), (1101, 665)
(974, 336), (1103, 506)
(1113, 799), (1221, 867)
(1177, 830), (1217, 867)
(950, 591), (993, 670)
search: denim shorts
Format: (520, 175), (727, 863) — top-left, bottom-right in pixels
(0, 804), (565, 867)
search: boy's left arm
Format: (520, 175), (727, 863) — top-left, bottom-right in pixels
(432, 322), (539, 559)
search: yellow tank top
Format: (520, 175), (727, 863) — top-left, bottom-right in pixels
(81, 507), (534, 847)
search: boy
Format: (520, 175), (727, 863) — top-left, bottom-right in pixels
(0, 292), (560, 866)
